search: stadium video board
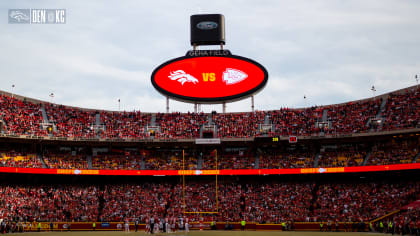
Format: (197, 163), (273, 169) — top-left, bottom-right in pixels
(151, 50), (268, 103)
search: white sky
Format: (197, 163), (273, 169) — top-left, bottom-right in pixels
(1, 0), (420, 113)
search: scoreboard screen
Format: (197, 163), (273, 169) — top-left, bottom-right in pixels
(151, 50), (268, 103)
(271, 136), (298, 143)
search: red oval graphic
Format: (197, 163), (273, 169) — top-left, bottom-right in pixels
(151, 54), (268, 103)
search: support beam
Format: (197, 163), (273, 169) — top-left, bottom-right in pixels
(251, 96), (255, 112)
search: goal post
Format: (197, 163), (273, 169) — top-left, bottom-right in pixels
(182, 149), (219, 215)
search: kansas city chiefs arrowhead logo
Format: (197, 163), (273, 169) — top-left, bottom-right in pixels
(223, 68), (248, 85)
(168, 70), (199, 85)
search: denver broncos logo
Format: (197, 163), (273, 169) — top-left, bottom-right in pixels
(168, 70), (199, 85)
(9, 10), (30, 22)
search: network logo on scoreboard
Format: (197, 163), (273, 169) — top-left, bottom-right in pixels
(8, 9), (66, 24)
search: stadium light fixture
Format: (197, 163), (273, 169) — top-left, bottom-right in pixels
(371, 85), (376, 97)
(49, 92), (54, 103)
(11, 84), (15, 98)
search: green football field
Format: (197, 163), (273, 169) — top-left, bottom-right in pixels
(20, 231), (386, 236)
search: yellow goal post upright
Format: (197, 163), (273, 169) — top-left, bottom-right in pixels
(182, 149), (219, 215)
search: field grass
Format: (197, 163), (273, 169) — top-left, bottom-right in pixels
(20, 231), (386, 236)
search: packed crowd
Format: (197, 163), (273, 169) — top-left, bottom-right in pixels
(367, 140), (418, 166)
(100, 111), (151, 139)
(268, 107), (322, 136)
(42, 147), (89, 169)
(44, 104), (96, 138)
(91, 150), (199, 170)
(258, 150), (315, 169)
(313, 182), (419, 222)
(92, 154), (142, 170)
(382, 87), (420, 131)
(201, 150), (256, 170)
(0, 153), (43, 168)
(241, 182), (314, 223)
(43, 154), (88, 169)
(1, 86), (419, 139)
(318, 151), (365, 167)
(0, 185), (99, 222)
(1, 137), (418, 170)
(367, 149), (418, 166)
(155, 112), (207, 139)
(0, 95), (45, 136)
(324, 99), (382, 135)
(317, 149), (367, 168)
(1, 180), (418, 224)
(213, 111), (266, 138)
(100, 183), (173, 222)
(142, 150), (196, 170)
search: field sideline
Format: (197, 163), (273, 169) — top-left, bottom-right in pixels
(19, 231), (387, 236)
